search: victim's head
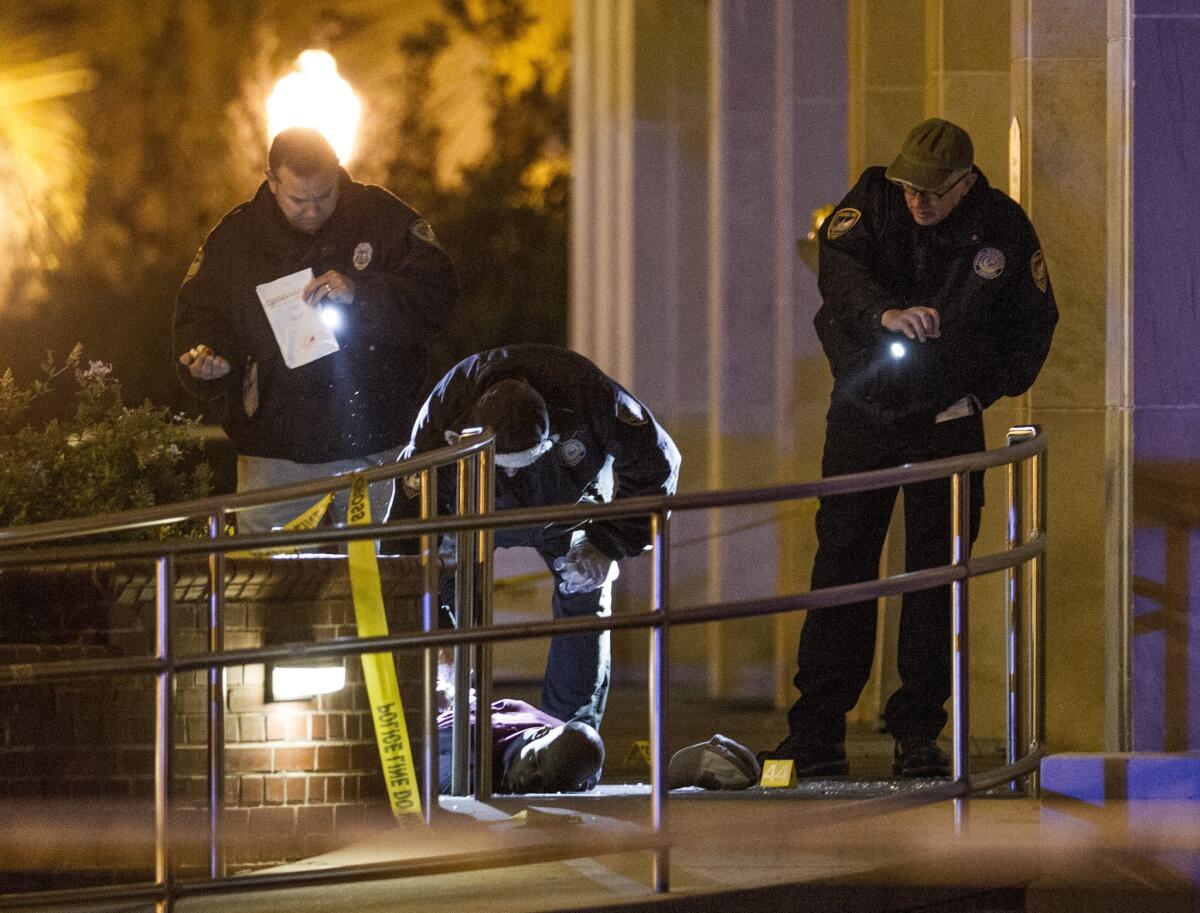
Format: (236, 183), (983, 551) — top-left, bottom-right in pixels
(501, 721), (604, 793)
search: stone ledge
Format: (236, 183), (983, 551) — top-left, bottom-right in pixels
(1042, 752), (1200, 801)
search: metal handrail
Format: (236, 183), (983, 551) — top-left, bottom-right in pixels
(0, 431), (499, 547)
(0, 433), (1045, 566)
(0, 425), (1048, 911)
(0, 532), (1045, 686)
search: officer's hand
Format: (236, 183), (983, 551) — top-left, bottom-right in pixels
(180, 345), (231, 380)
(304, 270), (358, 308)
(881, 307), (941, 343)
(553, 540), (617, 595)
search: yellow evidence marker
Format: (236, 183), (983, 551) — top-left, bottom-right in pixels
(758, 759), (798, 788)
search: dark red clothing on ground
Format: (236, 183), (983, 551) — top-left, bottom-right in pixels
(437, 698), (564, 792)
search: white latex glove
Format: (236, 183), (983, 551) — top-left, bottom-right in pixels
(552, 539), (616, 595)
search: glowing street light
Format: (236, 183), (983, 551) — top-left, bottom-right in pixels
(0, 52), (93, 309)
(266, 50), (362, 163)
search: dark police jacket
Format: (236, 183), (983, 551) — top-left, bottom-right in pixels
(815, 167), (1058, 427)
(407, 345), (682, 560)
(173, 172), (458, 462)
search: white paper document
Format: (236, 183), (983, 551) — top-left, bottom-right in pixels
(255, 268), (340, 369)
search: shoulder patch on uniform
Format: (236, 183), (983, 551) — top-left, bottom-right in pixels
(410, 218), (439, 247)
(973, 247), (1006, 280)
(825, 208), (861, 241)
(558, 437), (586, 467)
(352, 241), (373, 271)
(616, 393), (649, 427)
(1030, 249), (1048, 293)
(183, 247), (204, 283)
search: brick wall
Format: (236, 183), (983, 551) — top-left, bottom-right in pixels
(0, 556), (435, 884)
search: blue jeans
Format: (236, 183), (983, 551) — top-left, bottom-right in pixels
(446, 526), (613, 730)
(235, 446), (403, 538)
(536, 539), (613, 730)
(501, 528), (612, 730)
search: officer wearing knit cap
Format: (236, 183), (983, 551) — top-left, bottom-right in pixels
(760, 118), (1057, 780)
(404, 344), (681, 731)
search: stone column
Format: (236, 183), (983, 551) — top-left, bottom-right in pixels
(1107, 0), (1134, 754)
(774, 6), (852, 707)
(924, 0), (1011, 184)
(848, 0), (1016, 737)
(924, 0), (1013, 742)
(1012, 0), (1109, 751)
(571, 1), (848, 700)
(1125, 0), (1200, 752)
(849, 0), (926, 178)
(572, 0), (715, 691)
(843, 0), (928, 728)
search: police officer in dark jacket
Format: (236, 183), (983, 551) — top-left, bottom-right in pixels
(406, 344), (682, 729)
(174, 127), (458, 533)
(761, 119), (1057, 778)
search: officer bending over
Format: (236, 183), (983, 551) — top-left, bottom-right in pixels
(405, 344), (681, 731)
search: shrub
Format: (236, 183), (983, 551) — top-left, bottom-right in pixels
(0, 345), (211, 534)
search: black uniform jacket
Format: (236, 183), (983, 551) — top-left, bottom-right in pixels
(407, 345), (682, 560)
(173, 171), (458, 462)
(815, 167), (1058, 426)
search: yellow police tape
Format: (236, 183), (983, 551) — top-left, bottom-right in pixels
(227, 493), (334, 557)
(228, 482), (422, 818)
(346, 474), (422, 820)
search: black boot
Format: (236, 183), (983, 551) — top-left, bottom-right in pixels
(892, 739), (951, 778)
(756, 735), (849, 777)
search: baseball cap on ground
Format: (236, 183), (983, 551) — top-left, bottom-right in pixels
(668, 734), (761, 790)
(885, 118), (974, 191)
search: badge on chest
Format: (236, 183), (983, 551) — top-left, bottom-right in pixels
(973, 246), (1006, 279)
(558, 436), (587, 467)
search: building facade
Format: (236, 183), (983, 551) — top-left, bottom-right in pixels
(571, 0), (1200, 754)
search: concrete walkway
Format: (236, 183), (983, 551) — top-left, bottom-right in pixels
(169, 787), (1199, 913)
(20, 776), (1200, 913)
(16, 688), (1200, 913)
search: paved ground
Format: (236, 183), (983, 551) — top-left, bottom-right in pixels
(505, 678), (1010, 786)
(30, 790), (1200, 913)
(181, 788), (1199, 913)
(14, 687), (1199, 913)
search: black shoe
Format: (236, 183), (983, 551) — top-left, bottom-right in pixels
(893, 739), (951, 778)
(756, 736), (849, 777)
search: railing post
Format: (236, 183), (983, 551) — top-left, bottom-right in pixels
(419, 468), (439, 824)
(1030, 440), (1047, 797)
(206, 510), (226, 877)
(649, 509), (670, 893)
(950, 471), (971, 830)
(452, 454), (478, 795)
(473, 444), (496, 801)
(1004, 428), (1029, 795)
(155, 555), (176, 913)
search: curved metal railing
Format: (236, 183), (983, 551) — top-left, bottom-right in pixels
(0, 424), (1047, 910)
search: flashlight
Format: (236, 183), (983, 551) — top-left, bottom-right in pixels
(320, 306), (343, 330)
(889, 340), (907, 360)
